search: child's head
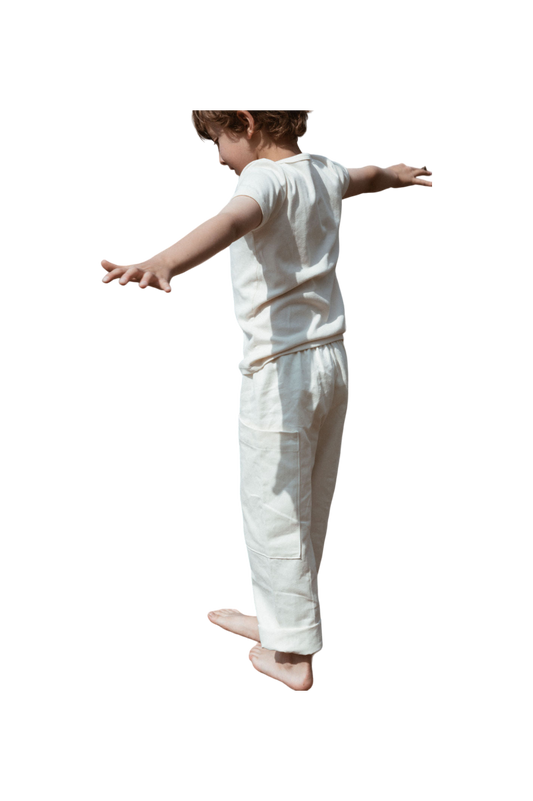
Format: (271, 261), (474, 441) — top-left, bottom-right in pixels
(191, 110), (311, 175)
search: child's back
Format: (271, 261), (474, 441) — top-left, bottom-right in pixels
(230, 152), (349, 375)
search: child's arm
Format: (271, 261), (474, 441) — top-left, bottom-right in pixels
(98, 210), (234, 296)
(98, 195), (263, 295)
(147, 207), (236, 280)
(370, 161), (435, 195)
(343, 161), (379, 201)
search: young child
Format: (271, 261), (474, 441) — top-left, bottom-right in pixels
(101, 110), (432, 692)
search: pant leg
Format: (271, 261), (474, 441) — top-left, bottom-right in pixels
(238, 341), (348, 655)
(310, 341), (349, 573)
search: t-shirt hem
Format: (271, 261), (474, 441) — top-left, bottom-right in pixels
(239, 335), (345, 376)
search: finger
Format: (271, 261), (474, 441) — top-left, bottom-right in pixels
(101, 260), (120, 281)
(102, 261), (135, 284)
(98, 256), (119, 272)
(139, 271), (154, 288)
(98, 258), (131, 277)
(119, 266), (141, 285)
(414, 178), (435, 189)
(102, 267), (127, 283)
(138, 272), (172, 292)
(118, 271), (131, 285)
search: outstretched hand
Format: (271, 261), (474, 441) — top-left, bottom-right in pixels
(390, 164), (432, 188)
(101, 259), (172, 292)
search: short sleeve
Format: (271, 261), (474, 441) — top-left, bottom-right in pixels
(308, 153), (350, 198)
(330, 159), (350, 198)
(232, 161), (287, 232)
(339, 161), (350, 197)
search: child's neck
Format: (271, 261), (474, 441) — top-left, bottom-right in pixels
(257, 141), (302, 162)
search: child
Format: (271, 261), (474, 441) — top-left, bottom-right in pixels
(101, 110), (432, 692)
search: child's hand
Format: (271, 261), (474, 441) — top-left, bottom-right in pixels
(389, 164), (432, 188)
(101, 259), (172, 293)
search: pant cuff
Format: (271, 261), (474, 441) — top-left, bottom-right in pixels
(258, 621), (322, 655)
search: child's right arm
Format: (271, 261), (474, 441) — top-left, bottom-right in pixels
(343, 161), (435, 201)
(370, 161), (435, 195)
(343, 161), (379, 201)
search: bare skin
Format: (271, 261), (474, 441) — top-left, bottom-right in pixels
(207, 609), (260, 641)
(207, 608), (314, 691)
(248, 645), (313, 691)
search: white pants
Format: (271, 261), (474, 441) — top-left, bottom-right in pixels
(238, 340), (349, 655)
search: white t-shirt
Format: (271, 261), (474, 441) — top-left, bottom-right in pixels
(230, 152), (350, 376)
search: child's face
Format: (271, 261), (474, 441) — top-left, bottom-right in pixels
(213, 126), (247, 177)
(207, 109), (302, 177)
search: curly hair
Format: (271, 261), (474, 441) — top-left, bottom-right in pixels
(191, 110), (311, 145)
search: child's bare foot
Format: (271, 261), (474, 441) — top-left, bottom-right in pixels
(207, 609), (260, 641)
(248, 644), (314, 691)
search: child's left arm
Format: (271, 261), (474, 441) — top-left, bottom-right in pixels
(343, 164), (432, 199)
(101, 195), (263, 292)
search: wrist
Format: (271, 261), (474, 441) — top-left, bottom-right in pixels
(368, 166), (395, 193)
